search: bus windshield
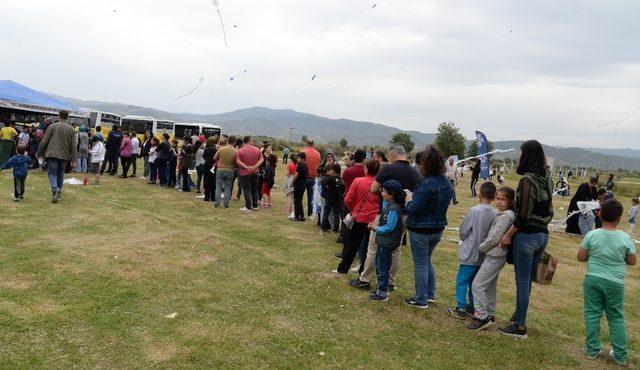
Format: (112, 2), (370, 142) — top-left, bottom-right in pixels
(121, 119), (152, 134)
(156, 121), (174, 133)
(174, 124), (199, 139)
(202, 127), (221, 138)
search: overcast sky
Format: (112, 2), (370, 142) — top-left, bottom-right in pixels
(2, 0), (639, 147)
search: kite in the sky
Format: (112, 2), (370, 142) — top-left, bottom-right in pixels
(174, 77), (204, 100)
(311, 74), (317, 81)
(211, 0), (228, 47)
(230, 70), (247, 81)
(372, 4), (377, 8)
(597, 115), (630, 128)
(328, 80), (349, 91)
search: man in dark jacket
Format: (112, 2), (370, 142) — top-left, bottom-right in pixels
(104, 125), (123, 175)
(36, 110), (77, 203)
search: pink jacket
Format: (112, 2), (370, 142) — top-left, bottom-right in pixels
(120, 137), (132, 157)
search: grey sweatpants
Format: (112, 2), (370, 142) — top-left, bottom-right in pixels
(471, 255), (506, 320)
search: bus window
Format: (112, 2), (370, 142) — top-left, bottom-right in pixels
(174, 124), (198, 139)
(202, 127), (221, 138)
(156, 121), (174, 133)
(121, 119), (152, 134)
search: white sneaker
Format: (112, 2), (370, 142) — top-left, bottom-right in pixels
(239, 207), (251, 212)
(586, 349), (602, 360)
(609, 350), (627, 366)
(350, 265), (360, 272)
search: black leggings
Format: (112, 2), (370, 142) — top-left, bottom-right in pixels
(337, 222), (369, 274)
(471, 176), (479, 197)
(203, 167), (215, 201)
(293, 187), (305, 219)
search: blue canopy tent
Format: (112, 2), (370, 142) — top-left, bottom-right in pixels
(0, 79), (85, 116)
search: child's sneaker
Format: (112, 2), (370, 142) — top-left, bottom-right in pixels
(446, 307), (471, 320)
(348, 279), (370, 289)
(239, 207), (251, 212)
(608, 350), (627, 366)
(369, 292), (388, 302)
(497, 323), (528, 339)
(18, 195), (23, 199)
(586, 349), (603, 360)
(13, 197), (19, 202)
(403, 298), (428, 309)
(427, 298), (436, 304)
(466, 317), (494, 331)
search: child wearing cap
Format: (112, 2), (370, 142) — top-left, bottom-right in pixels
(368, 179), (405, 302)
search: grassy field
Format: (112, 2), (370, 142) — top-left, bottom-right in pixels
(0, 163), (638, 369)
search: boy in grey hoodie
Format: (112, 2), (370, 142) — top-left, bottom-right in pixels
(447, 182), (497, 320)
(468, 187), (516, 331)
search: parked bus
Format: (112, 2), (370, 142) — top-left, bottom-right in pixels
(173, 122), (222, 139)
(89, 111), (121, 130)
(120, 115), (175, 137)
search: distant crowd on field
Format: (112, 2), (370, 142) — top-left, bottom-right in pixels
(0, 111), (638, 366)
(563, 171), (639, 236)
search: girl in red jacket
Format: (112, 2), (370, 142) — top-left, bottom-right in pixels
(334, 160), (380, 274)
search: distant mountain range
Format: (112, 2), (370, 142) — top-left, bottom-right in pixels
(49, 95), (437, 148)
(491, 141), (639, 171)
(49, 94), (639, 171)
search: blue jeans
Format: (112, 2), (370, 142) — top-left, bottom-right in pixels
(410, 231), (442, 305)
(376, 245), (396, 297)
(513, 232), (548, 327)
(215, 168), (234, 206)
(455, 265), (480, 310)
(46, 158), (67, 194)
(75, 156), (87, 173)
(305, 177), (315, 217)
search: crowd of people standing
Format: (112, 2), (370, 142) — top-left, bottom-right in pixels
(1, 112), (637, 366)
(280, 139), (635, 366)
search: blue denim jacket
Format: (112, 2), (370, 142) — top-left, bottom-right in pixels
(406, 175), (453, 229)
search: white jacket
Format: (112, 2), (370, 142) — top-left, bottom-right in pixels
(90, 141), (106, 163)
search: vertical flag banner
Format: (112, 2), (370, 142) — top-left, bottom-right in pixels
(475, 131), (490, 179)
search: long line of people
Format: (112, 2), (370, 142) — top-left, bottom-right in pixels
(1, 114), (636, 365)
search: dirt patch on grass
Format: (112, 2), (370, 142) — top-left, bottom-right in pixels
(0, 274), (34, 290)
(33, 298), (64, 315)
(183, 254), (218, 269)
(139, 332), (181, 364)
